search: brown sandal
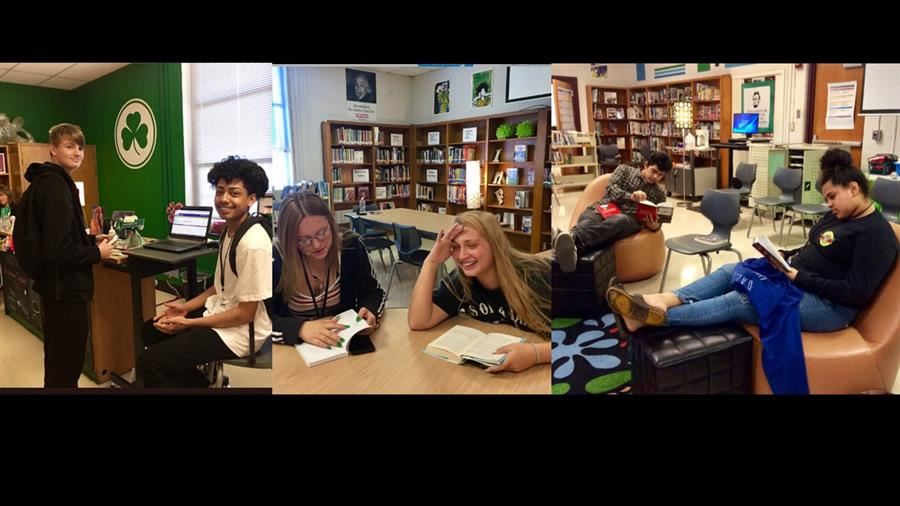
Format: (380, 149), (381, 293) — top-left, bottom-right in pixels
(606, 286), (668, 326)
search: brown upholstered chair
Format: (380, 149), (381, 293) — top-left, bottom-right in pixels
(568, 173), (666, 283)
(743, 222), (900, 394)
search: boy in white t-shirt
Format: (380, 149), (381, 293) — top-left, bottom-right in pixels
(137, 156), (272, 388)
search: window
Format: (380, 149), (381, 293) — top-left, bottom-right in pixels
(183, 63), (275, 213)
(272, 65), (293, 190)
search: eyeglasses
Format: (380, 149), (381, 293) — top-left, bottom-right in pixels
(297, 226), (332, 248)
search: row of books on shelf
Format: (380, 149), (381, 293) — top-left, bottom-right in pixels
(375, 184), (410, 199)
(593, 107), (625, 120)
(601, 138), (627, 150)
(375, 147), (406, 163)
(650, 122), (673, 136)
(375, 165), (410, 182)
(416, 184), (435, 200)
(627, 106), (645, 120)
(695, 83), (721, 101)
(331, 148), (366, 164)
(592, 89), (621, 105)
(333, 167), (371, 183)
(448, 146), (477, 163)
(649, 106), (669, 120)
(333, 186), (370, 203)
(630, 122), (650, 136)
(417, 203), (446, 214)
(492, 167), (535, 185)
(333, 127), (374, 146)
(696, 104), (721, 121)
(696, 121), (721, 140)
(280, 180), (330, 201)
(551, 131), (592, 146)
(448, 185), (466, 204)
(495, 213), (532, 233)
(419, 148), (445, 163)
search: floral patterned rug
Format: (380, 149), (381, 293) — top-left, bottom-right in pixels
(551, 312), (632, 395)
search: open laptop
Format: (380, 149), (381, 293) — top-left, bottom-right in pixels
(143, 206), (213, 253)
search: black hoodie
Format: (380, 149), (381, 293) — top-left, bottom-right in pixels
(24, 162), (100, 302)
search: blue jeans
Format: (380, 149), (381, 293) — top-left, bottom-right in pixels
(667, 263), (858, 332)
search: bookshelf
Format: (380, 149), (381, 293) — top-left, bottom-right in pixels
(2, 142), (99, 223)
(586, 76), (732, 185)
(322, 121), (412, 224)
(549, 130), (598, 191)
(587, 86), (629, 163)
(323, 108), (550, 253)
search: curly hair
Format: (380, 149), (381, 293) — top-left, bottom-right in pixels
(206, 156), (269, 200)
(817, 148), (869, 197)
(647, 150), (673, 173)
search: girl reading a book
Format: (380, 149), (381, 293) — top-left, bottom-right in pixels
(408, 210), (551, 373)
(272, 192), (385, 349)
(607, 149), (899, 333)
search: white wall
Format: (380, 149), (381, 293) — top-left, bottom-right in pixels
(551, 64), (636, 130)
(285, 66), (414, 182)
(286, 65), (551, 182)
(552, 63), (810, 144)
(862, 116), (900, 169)
(409, 65), (550, 124)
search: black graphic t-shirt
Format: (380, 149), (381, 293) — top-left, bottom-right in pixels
(432, 269), (550, 332)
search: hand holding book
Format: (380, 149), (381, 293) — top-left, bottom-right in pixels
(752, 235), (792, 273)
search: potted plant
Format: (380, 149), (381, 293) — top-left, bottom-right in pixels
(496, 123), (514, 140)
(516, 120), (535, 138)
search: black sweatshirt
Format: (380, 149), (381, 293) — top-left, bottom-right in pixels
(25, 162), (100, 302)
(791, 210), (898, 309)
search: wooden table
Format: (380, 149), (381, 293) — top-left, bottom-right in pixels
(354, 208), (456, 239)
(273, 308), (550, 394)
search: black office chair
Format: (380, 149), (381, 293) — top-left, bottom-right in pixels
(719, 162), (758, 207)
(348, 215), (396, 270)
(206, 303), (273, 388)
(598, 144), (621, 174)
(872, 177), (900, 223)
(659, 189), (743, 291)
(746, 167), (802, 244)
(384, 223), (430, 301)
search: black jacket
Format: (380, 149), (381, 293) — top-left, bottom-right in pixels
(25, 162), (100, 302)
(271, 232), (385, 345)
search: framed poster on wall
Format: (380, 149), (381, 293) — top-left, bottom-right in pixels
(741, 80), (775, 134)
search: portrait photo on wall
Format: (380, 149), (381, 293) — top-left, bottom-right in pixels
(346, 68), (377, 104)
(434, 79), (450, 115)
(472, 69), (493, 109)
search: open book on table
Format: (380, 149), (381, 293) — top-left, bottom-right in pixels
(424, 325), (524, 367)
(753, 235), (791, 273)
(635, 200), (673, 223)
(295, 309), (373, 367)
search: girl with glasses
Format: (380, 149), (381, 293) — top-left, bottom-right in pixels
(272, 192), (385, 349)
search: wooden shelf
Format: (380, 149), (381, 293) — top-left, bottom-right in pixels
(487, 205), (532, 212)
(552, 163), (598, 168)
(376, 162), (409, 166)
(488, 184), (534, 188)
(333, 182), (373, 187)
(416, 198), (447, 204)
(417, 180), (445, 185)
(331, 144), (374, 148)
(332, 162), (371, 166)
(489, 136), (537, 143)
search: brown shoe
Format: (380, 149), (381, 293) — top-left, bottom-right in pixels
(606, 286), (667, 326)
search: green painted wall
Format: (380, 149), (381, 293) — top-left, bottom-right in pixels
(0, 82), (75, 142)
(74, 63), (185, 240)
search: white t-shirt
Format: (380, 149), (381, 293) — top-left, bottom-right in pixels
(204, 224), (273, 357)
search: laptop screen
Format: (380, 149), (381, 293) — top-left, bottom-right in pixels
(171, 208), (212, 238)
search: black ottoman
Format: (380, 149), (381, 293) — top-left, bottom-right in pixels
(630, 323), (753, 394)
(552, 247), (616, 318)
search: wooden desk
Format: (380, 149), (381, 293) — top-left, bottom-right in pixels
(274, 308), (550, 394)
(356, 208), (456, 239)
(106, 244), (219, 387)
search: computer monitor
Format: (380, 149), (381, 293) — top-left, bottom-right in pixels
(733, 113), (760, 136)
